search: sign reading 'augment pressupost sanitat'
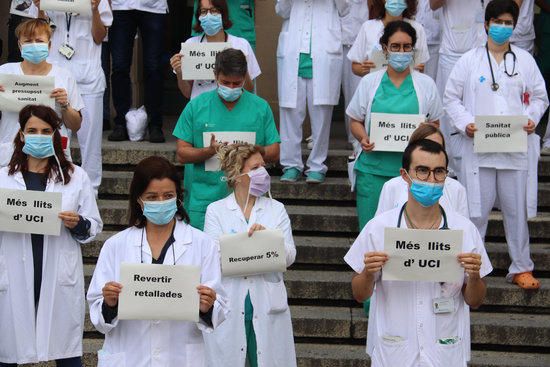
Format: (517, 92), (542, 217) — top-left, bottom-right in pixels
(0, 74), (55, 112)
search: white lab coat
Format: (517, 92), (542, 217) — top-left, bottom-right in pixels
(203, 193), (297, 367)
(443, 45), (549, 218)
(510, 0), (535, 52)
(111, 0), (168, 13)
(344, 206), (493, 367)
(0, 166), (102, 364)
(376, 176), (469, 217)
(275, 0), (350, 108)
(87, 220), (228, 367)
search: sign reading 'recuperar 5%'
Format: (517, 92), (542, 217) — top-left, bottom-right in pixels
(369, 113), (427, 152)
(474, 115), (528, 153)
(0, 74), (55, 112)
(118, 263), (201, 321)
(180, 42), (230, 80)
(382, 228), (463, 283)
(40, 0), (92, 16)
(0, 188), (62, 236)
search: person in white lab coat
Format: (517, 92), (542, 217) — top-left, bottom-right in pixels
(0, 18), (84, 167)
(0, 105), (102, 366)
(276, 0), (350, 184)
(376, 123), (469, 217)
(87, 156), (228, 367)
(510, 0), (536, 53)
(340, 0), (369, 154)
(345, 139), (492, 367)
(416, 0), (442, 80)
(444, 0), (549, 289)
(169, 0), (260, 101)
(31, 0), (112, 195)
(203, 143), (297, 367)
(348, 0), (430, 78)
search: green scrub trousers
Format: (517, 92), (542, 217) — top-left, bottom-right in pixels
(244, 292), (258, 367)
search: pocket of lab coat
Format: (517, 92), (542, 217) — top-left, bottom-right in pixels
(276, 32), (288, 58)
(57, 251), (79, 286)
(325, 28), (343, 55)
(97, 350), (126, 367)
(264, 275), (289, 314)
(372, 336), (411, 366)
(0, 256), (8, 291)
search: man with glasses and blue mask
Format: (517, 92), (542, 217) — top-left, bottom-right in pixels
(172, 48), (280, 230)
(344, 138), (492, 367)
(444, 0), (548, 290)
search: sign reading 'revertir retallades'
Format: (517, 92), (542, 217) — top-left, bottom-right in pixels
(0, 74), (55, 112)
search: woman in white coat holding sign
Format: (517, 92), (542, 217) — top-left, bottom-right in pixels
(443, 0), (548, 290)
(0, 105), (102, 367)
(203, 143), (297, 367)
(86, 156), (228, 367)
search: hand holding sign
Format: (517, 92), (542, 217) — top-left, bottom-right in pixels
(524, 120), (536, 135)
(248, 223), (266, 237)
(466, 123), (477, 138)
(363, 251), (389, 274)
(58, 211), (80, 229)
(458, 253), (482, 279)
(102, 281), (123, 307)
(360, 136), (375, 152)
(197, 285), (216, 313)
(50, 88), (69, 108)
(170, 53), (183, 76)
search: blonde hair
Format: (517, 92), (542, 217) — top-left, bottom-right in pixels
(15, 18), (52, 41)
(217, 143), (261, 188)
(409, 123), (445, 148)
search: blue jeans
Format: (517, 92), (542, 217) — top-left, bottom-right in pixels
(110, 10), (166, 128)
(0, 357), (82, 367)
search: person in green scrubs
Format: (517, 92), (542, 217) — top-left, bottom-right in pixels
(346, 21), (442, 314)
(173, 48), (280, 230)
(191, 0), (256, 50)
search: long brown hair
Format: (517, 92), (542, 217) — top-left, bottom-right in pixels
(9, 105), (74, 184)
(369, 0), (417, 20)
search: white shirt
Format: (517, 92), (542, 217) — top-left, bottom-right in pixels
(0, 63), (85, 166)
(344, 206), (492, 367)
(347, 19), (430, 65)
(511, 0), (535, 44)
(439, 0), (487, 57)
(45, 1), (113, 95)
(341, 0), (370, 46)
(416, 0), (442, 46)
(376, 176), (469, 217)
(203, 193), (297, 367)
(184, 34), (261, 100)
(111, 0), (168, 14)
(0, 166), (102, 364)
(87, 220), (228, 367)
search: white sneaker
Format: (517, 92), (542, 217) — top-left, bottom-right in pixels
(542, 146), (550, 156)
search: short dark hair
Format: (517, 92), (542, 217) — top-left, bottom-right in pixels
(128, 156), (190, 228)
(402, 139), (449, 171)
(214, 48), (247, 77)
(369, 0), (417, 19)
(379, 20), (418, 49)
(193, 0), (232, 33)
(485, 0), (519, 26)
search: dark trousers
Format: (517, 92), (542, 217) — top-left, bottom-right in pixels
(101, 40), (111, 127)
(110, 10), (166, 129)
(0, 357), (82, 367)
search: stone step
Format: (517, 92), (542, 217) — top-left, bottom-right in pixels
(22, 339), (550, 367)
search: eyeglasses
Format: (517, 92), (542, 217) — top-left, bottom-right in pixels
(491, 18), (514, 26)
(388, 43), (414, 52)
(411, 166), (448, 182)
(199, 7), (221, 16)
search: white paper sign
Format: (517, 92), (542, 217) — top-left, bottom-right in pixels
(0, 74), (55, 112)
(180, 42), (231, 80)
(202, 131), (256, 171)
(10, 0), (35, 17)
(474, 115), (528, 153)
(118, 263), (200, 321)
(219, 229), (287, 277)
(383, 228), (463, 282)
(0, 189), (62, 236)
(369, 113), (427, 152)
(40, 0), (92, 16)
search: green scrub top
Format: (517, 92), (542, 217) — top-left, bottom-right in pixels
(355, 72), (419, 177)
(192, 0), (256, 50)
(173, 89), (280, 229)
(298, 53), (313, 79)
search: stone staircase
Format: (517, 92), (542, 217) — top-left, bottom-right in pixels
(25, 134), (550, 366)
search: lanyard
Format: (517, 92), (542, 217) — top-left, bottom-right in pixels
(396, 203), (449, 230)
(140, 227), (176, 265)
(65, 13), (73, 44)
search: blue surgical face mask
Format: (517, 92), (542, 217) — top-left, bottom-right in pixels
(142, 197), (178, 225)
(21, 43), (49, 64)
(407, 172), (444, 207)
(488, 24), (513, 45)
(388, 51), (413, 72)
(218, 83), (243, 102)
(199, 13), (223, 36)
(22, 134), (55, 159)
(385, 0), (408, 16)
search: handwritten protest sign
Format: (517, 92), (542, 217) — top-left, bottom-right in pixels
(0, 74), (55, 112)
(220, 229), (287, 277)
(118, 263), (200, 321)
(0, 189), (61, 236)
(369, 113), (426, 152)
(180, 42), (230, 80)
(382, 228), (463, 282)
(202, 131), (256, 171)
(10, 0), (34, 17)
(474, 115), (528, 153)
(41, 0), (92, 16)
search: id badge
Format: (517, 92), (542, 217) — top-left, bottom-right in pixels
(59, 44), (75, 60)
(433, 297), (455, 314)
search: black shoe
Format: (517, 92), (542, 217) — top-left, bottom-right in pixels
(108, 125), (129, 141)
(148, 126), (165, 143)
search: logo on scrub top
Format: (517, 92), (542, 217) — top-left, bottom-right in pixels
(479, 76), (486, 83)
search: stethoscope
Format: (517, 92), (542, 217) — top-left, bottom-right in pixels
(397, 203), (449, 230)
(485, 43), (518, 92)
(140, 227), (176, 265)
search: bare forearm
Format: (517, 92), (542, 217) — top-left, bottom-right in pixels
(244, 73), (254, 92)
(62, 108), (82, 132)
(351, 62), (366, 77)
(176, 146), (216, 164)
(262, 143), (280, 163)
(463, 277), (486, 309)
(177, 79), (193, 99)
(92, 10), (107, 44)
(351, 271), (376, 302)
(350, 119), (367, 141)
